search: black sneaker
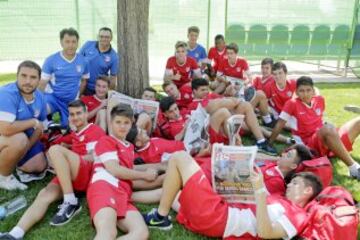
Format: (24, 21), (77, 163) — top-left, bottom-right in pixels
(143, 208), (172, 230)
(0, 233), (22, 240)
(50, 202), (82, 226)
(257, 140), (278, 156)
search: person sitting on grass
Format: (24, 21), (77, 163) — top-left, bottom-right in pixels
(143, 151), (323, 239)
(0, 60), (48, 191)
(0, 100), (106, 240)
(269, 76), (360, 180)
(141, 87), (157, 102)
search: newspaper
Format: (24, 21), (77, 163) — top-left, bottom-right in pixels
(107, 91), (159, 133)
(225, 76), (245, 99)
(226, 114), (245, 146)
(211, 144), (258, 203)
(183, 105), (210, 155)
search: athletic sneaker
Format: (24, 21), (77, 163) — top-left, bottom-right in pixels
(0, 175), (27, 191)
(50, 202), (82, 226)
(263, 120), (277, 129)
(256, 140), (278, 156)
(0, 233), (22, 240)
(16, 169), (46, 183)
(344, 105), (360, 114)
(143, 208), (172, 230)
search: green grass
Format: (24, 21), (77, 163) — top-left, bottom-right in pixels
(0, 76), (360, 239)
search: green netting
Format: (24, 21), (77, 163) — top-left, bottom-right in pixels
(0, 0), (359, 76)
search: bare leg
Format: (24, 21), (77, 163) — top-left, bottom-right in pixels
(250, 90), (270, 117)
(93, 207), (118, 240)
(318, 125), (355, 166)
(157, 151), (201, 216)
(48, 145), (81, 194)
(132, 188), (163, 204)
(17, 183), (62, 232)
(339, 116), (360, 143)
(261, 127), (290, 144)
(0, 133), (28, 175)
(18, 152), (47, 173)
(209, 108), (232, 137)
(116, 211), (149, 240)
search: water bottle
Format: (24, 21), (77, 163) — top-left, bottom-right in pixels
(0, 195), (27, 220)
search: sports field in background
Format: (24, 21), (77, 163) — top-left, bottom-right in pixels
(0, 74), (359, 239)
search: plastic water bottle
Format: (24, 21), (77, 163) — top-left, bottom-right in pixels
(0, 195), (27, 220)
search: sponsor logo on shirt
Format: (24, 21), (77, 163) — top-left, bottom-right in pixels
(18, 108), (24, 113)
(266, 169), (275, 176)
(76, 65), (82, 73)
(104, 55), (111, 62)
(184, 93), (190, 99)
(34, 109), (40, 118)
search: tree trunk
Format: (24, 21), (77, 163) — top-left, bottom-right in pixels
(117, 0), (149, 97)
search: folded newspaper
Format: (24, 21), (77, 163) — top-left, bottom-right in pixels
(226, 114), (245, 146)
(211, 144), (258, 203)
(183, 105), (210, 155)
(107, 91), (159, 133)
(225, 76), (245, 100)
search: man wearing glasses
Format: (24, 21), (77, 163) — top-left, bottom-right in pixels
(80, 27), (119, 95)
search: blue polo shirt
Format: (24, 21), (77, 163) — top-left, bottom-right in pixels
(187, 43), (207, 63)
(0, 82), (47, 137)
(79, 41), (119, 91)
(41, 51), (90, 104)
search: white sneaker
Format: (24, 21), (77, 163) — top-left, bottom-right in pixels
(16, 169), (46, 183)
(0, 175), (27, 191)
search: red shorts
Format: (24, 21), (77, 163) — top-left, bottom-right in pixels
(51, 157), (92, 192)
(209, 126), (229, 145)
(305, 128), (352, 157)
(176, 170), (228, 237)
(86, 181), (137, 220)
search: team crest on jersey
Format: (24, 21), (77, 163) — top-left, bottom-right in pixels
(265, 169), (275, 176)
(76, 65), (82, 73)
(195, 53), (199, 58)
(184, 93), (190, 99)
(33, 110), (40, 118)
(186, 67), (190, 72)
(79, 135), (85, 142)
(287, 91), (292, 97)
(236, 67), (241, 72)
(104, 55), (111, 62)
(315, 108), (322, 115)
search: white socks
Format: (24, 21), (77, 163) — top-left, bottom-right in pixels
(262, 115), (272, 124)
(64, 193), (78, 205)
(9, 226), (25, 239)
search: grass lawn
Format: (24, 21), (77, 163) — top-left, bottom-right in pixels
(0, 74), (360, 239)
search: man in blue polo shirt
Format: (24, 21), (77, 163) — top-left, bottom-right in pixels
(0, 61), (48, 190)
(186, 26), (207, 64)
(79, 27), (119, 95)
(39, 28), (89, 127)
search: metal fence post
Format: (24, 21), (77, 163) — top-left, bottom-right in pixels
(345, 0), (360, 77)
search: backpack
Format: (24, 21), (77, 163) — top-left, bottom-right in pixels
(298, 186), (359, 240)
(295, 156), (333, 187)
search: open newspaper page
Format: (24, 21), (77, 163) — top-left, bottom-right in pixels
(183, 105), (210, 155)
(225, 76), (245, 99)
(226, 114), (245, 146)
(133, 99), (159, 131)
(211, 144), (258, 203)
(106, 91), (159, 133)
